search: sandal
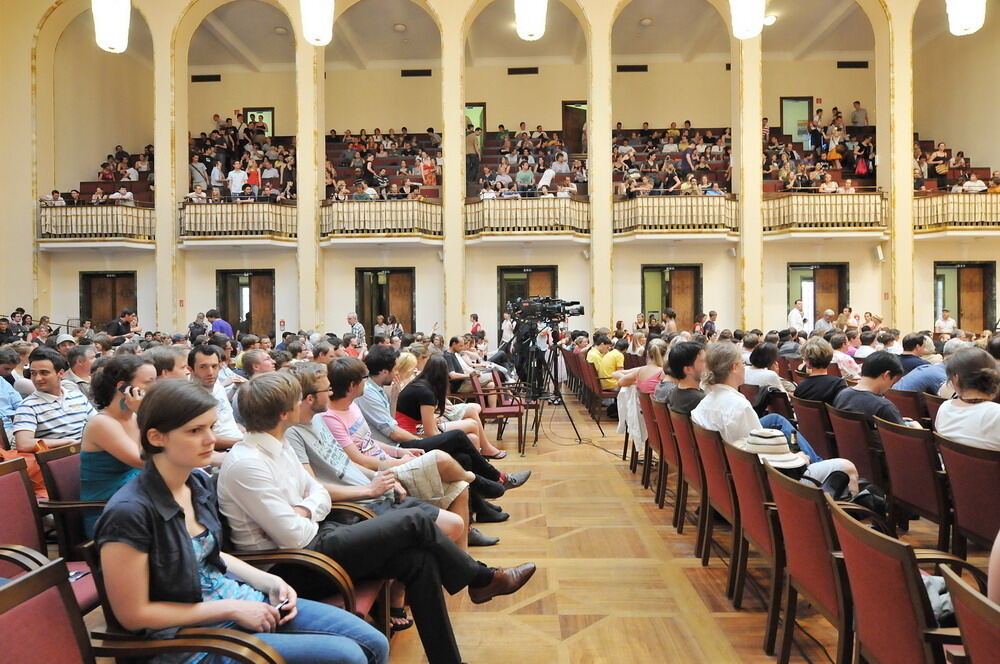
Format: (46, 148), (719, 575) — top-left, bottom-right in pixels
(390, 607), (414, 633)
(484, 450), (508, 460)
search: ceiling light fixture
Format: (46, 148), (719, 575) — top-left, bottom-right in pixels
(92, 0), (131, 53)
(763, 14), (777, 26)
(393, 23), (407, 32)
(300, 0), (335, 46)
(945, 0), (986, 36)
(639, 17), (654, 27)
(515, 0), (548, 41)
(729, 0), (766, 40)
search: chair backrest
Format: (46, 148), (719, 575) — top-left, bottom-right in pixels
(827, 364), (842, 377)
(36, 443), (82, 501)
(79, 540), (126, 633)
(923, 392), (946, 424)
(649, 400), (680, 467)
(874, 418), (947, 522)
(669, 409), (703, 491)
(791, 396), (838, 459)
(0, 458), (47, 578)
(691, 424), (737, 523)
(935, 434), (1000, 549)
(791, 370), (808, 385)
(828, 497), (940, 664)
(940, 566), (1000, 664)
(765, 464), (846, 624)
(776, 356), (794, 381)
(885, 389), (929, 423)
(724, 444), (776, 559)
(0, 559), (93, 664)
(738, 383), (759, 402)
(766, 390), (796, 422)
(826, 404), (884, 484)
(636, 391), (661, 456)
(624, 353), (644, 370)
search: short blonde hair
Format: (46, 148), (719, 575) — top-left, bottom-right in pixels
(395, 352), (417, 378)
(283, 361), (327, 397)
(407, 342), (429, 358)
(238, 371), (302, 433)
(801, 337), (833, 369)
(703, 342), (742, 386)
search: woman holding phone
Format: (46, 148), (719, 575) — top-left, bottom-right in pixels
(94, 379), (389, 664)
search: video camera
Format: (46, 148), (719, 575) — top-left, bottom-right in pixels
(506, 296), (585, 323)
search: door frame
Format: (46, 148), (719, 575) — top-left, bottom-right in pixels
(79, 271), (137, 325)
(561, 100), (588, 153)
(933, 261), (997, 332)
(640, 264), (704, 320)
(214, 269), (276, 337)
(779, 96), (813, 140)
(497, 265), (559, 330)
(242, 106), (275, 136)
(354, 267), (417, 335)
(786, 263), (850, 322)
(464, 102), (486, 132)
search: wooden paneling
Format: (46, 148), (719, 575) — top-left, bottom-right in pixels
(561, 102), (587, 154)
(669, 268), (697, 332)
(958, 266), (985, 333)
(814, 267), (841, 323)
(527, 270), (555, 298)
(81, 273), (134, 330)
(249, 273), (275, 338)
(387, 270), (415, 333)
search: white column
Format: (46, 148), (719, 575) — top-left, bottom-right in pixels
(295, 31), (325, 332)
(587, 5), (614, 330)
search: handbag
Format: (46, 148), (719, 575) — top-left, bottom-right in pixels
(855, 158), (869, 176)
(935, 162), (949, 175)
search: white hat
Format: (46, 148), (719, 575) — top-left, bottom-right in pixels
(741, 429), (804, 469)
(55, 334), (77, 346)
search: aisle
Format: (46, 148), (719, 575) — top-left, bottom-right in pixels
(388, 396), (783, 664)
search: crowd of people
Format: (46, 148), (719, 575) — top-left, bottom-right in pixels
(475, 122), (586, 199)
(325, 127), (441, 202)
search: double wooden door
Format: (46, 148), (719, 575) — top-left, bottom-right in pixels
(356, 268), (415, 335)
(642, 265), (702, 332)
(216, 270), (275, 338)
(80, 272), (136, 330)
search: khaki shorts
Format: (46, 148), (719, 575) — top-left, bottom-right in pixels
(393, 450), (468, 509)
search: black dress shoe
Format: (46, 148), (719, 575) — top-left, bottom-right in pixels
(468, 527), (500, 547)
(475, 508), (510, 523)
(482, 500), (503, 512)
(469, 563), (537, 604)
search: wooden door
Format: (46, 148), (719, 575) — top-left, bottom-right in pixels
(81, 273), (135, 330)
(249, 273), (275, 338)
(561, 102), (587, 154)
(958, 266), (985, 333)
(670, 268), (697, 332)
(387, 271), (415, 333)
(814, 268), (841, 323)
(528, 270), (555, 298)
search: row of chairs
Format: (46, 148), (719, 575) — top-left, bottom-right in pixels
(621, 389), (998, 664)
(560, 347), (619, 435)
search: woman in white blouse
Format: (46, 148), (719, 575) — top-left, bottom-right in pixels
(934, 347), (1000, 451)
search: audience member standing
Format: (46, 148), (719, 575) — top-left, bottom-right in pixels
(206, 309), (235, 337)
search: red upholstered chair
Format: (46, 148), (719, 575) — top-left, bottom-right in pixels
(826, 404), (886, 488)
(0, 559), (283, 664)
(941, 566), (1000, 664)
(723, 444), (784, 655)
(491, 369), (541, 446)
(886, 388), (931, 428)
(636, 391), (662, 490)
(765, 464), (853, 664)
(35, 443), (107, 561)
(828, 497), (988, 664)
(691, 424), (741, 598)
(0, 457), (99, 614)
(791, 396), (838, 459)
(738, 383), (759, 402)
(923, 392), (947, 424)
(471, 373), (526, 454)
(766, 390), (797, 424)
(624, 353), (644, 370)
(649, 400), (680, 515)
(791, 370), (809, 385)
(669, 409), (707, 545)
(875, 418), (951, 551)
(935, 435), (1000, 559)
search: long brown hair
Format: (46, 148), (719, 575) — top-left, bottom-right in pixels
(410, 354), (449, 415)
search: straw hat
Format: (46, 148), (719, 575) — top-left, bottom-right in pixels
(741, 429), (804, 469)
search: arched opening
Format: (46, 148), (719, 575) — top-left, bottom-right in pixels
(53, 7), (154, 194)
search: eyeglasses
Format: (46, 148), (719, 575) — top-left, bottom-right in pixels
(305, 388), (334, 396)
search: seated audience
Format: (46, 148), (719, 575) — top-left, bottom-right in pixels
(12, 347), (97, 452)
(894, 337), (968, 395)
(615, 338), (667, 395)
(188, 344), (244, 448)
(0, 346), (22, 435)
(832, 351), (914, 427)
(743, 343), (792, 393)
(599, 339), (629, 390)
(661, 342), (706, 412)
(933, 347), (1000, 450)
(853, 330), (879, 359)
(897, 332), (931, 374)
(217, 371), (536, 664)
(830, 334), (861, 379)
(63, 344), (97, 400)
(93, 379), (390, 664)
(793, 337), (847, 404)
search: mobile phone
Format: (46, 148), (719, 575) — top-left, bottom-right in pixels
(274, 598), (290, 614)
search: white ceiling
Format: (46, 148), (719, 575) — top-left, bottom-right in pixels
(67, 0), (959, 71)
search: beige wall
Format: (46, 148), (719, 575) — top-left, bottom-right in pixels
(913, 238), (1000, 332)
(613, 63), (733, 128)
(914, 8), (1000, 173)
(54, 13), (154, 188)
(465, 64), (589, 131)
(762, 60), (877, 129)
(46, 249), (157, 327)
(325, 68), (443, 132)
(187, 72), (298, 137)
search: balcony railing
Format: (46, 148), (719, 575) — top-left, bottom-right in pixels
(320, 199), (442, 237)
(36, 203), (155, 240)
(762, 192), (887, 232)
(913, 192), (1000, 232)
(613, 195), (739, 234)
(465, 197), (590, 236)
(178, 201), (297, 238)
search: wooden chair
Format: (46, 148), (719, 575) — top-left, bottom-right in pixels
(791, 396), (838, 459)
(875, 418), (951, 551)
(0, 558), (284, 664)
(826, 404), (886, 489)
(690, 424), (741, 598)
(35, 443), (106, 561)
(935, 435), (1000, 558)
(766, 390), (797, 424)
(886, 388), (931, 428)
(668, 409), (707, 543)
(738, 383), (759, 402)
(0, 457), (99, 614)
(828, 496), (988, 664)
(491, 369), (541, 446)
(941, 566), (1000, 664)
(470, 373), (526, 455)
(723, 444), (784, 655)
(923, 392), (947, 424)
(636, 392), (662, 491)
(649, 400), (680, 514)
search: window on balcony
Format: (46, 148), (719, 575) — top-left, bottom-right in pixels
(641, 265), (702, 332)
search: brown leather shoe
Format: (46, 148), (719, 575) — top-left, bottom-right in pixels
(468, 563), (537, 604)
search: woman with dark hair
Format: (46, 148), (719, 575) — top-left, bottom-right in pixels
(95, 379), (389, 664)
(934, 347), (1000, 450)
(429, 333), (445, 351)
(80, 354), (157, 536)
(743, 342), (792, 394)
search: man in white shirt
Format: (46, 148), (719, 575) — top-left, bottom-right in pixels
(935, 309), (959, 335)
(227, 162), (249, 197)
(849, 101), (869, 126)
(551, 153), (571, 174)
(962, 173), (987, 193)
(218, 372), (537, 664)
(109, 186), (135, 206)
(813, 310), (836, 335)
(39, 189), (66, 206)
(787, 299), (806, 332)
(184, 185), (208, 203)
(188, 344), (243, 448)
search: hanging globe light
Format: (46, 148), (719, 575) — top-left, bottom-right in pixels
(729, 0), (766, 40)
(300, 0), (335, 46)
(945, 0), (986, 36)
(92, 0), (131, 53)
(515, 0), (548, 42)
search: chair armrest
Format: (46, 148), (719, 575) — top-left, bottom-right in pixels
(923, 627), (963, 647)
(0, 544), (50, 570)
(37, 499), (108, 513)
(93, 631), (285, 664)
(328, 502), (376, 521)
(234, 549), (356, 614)
(913, 550), (988, 593)
(834, 501), (896, 536)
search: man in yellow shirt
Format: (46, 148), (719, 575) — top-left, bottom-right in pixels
(586, 335), (611, 370)
(599, 339), (629, 390)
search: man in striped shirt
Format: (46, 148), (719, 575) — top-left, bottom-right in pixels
(12, 347), (96, 452)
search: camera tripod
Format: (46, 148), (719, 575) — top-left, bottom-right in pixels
(516, 331), (582, 444)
